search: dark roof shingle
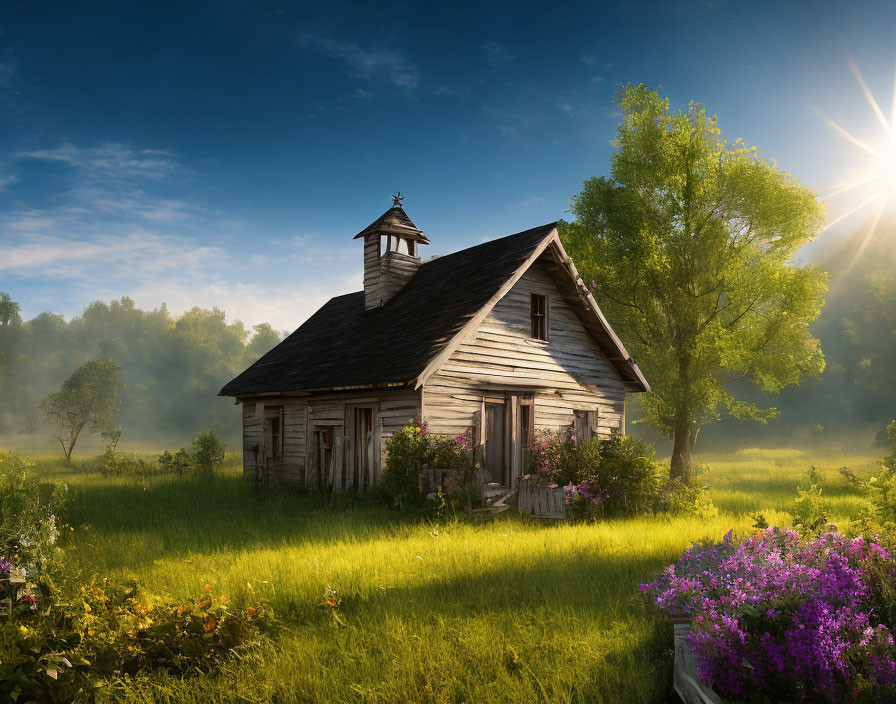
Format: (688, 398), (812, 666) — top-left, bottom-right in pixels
(220, 223), (556, 396)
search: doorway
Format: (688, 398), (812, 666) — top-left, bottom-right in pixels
(483, 401), (506, 485)
(353, 406), (376, 491)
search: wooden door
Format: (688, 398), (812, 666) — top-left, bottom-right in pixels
(483, 402), (506, 485)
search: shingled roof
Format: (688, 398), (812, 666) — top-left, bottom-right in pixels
(220, 223), (648, 397)
(353, 204), (430, 243)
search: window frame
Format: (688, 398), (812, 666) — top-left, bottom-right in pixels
(530, 292), (548, 341)
(270, 415), (282, 460)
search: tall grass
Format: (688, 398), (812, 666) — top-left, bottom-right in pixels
(15, 446), (884, 703)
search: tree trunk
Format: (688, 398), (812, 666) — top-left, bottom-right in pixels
(670, 416), (693, 483)
(65, 423), (85, 462)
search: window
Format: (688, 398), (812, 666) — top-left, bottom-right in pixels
(530, 293), (548, 341)
(270, 415), (281, 460)
(520, 403), (534, 450)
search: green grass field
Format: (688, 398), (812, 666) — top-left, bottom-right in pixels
(16, 446), (886, 703)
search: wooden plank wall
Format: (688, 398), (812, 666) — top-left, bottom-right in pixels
(241, 402), (262, 479)
(363, 237), (421, 309)
(423, 256), (626, 438)
(240, 389), (420, 487)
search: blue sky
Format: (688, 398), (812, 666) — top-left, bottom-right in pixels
(2, 0), (896, 331)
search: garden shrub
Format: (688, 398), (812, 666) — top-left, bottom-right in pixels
(594, 434), (665, 517)
(642, 528), (896, 702)
(379, 420), (473, 512)
(526, 431), (712, 520)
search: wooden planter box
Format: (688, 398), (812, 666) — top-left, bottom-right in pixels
(517, 476), (566, 519)
(670, 615), (722, 704)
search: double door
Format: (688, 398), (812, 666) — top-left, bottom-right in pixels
(481, 394), (533, 487)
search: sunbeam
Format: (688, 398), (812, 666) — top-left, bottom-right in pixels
(814, 58), (896, 273)
(849, 57), (890, 132)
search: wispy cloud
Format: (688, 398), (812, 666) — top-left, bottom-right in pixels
(0, 231), (224, 280)
(481, 43), (517, 65)
(20, 143), (188, 182)
(301, 35), (420, 89)
(579, 53), (598, 66)
(351, 88), (374, 100)
(3, 140), (354, 330)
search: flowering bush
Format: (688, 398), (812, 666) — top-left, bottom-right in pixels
(526, 431), (711, 520)
(641, 527), (896, 702)
(379, 420), (474, 511)
(563, 480), (608, 521)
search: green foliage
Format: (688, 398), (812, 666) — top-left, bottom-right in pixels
(157, 448), (194, 476)
(0, 450), (272, 703)
(95, 448), (156, 478)
(790, 481), (831, 538)
(750, 512), (770, 530)
(863, 437), (896, 528)
(148, 430), (228, 480)
(528, 431), (714, 519)
(379, 420), (473, 512)
(0, 580), (274, 703)
(0, 451), (67, 565)
(0, 295), (284, 444)
(562, 84), (826, 479)
(191, 430), (227, 477)
(596, 435), (666, 517)
(840, 466), (863, 490)
(841, 272), (896, 427)
(40, 357), (123, 461)
(7, 445), (874, 703)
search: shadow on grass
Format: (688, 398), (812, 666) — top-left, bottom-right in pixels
(64, 474), (403, 559)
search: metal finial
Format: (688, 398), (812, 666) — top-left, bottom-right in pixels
(391, 192), (404, 207)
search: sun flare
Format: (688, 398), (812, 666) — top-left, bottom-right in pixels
(812, 59), (896, 263)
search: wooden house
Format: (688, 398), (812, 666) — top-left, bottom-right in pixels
(219, 197), (649, 490)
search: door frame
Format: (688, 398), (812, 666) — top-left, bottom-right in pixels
(480, 392), (534, 487)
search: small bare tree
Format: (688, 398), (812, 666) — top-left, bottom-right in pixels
(40, 358), (123, 461)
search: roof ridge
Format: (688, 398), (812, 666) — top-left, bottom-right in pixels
(417, 222), (557, 267)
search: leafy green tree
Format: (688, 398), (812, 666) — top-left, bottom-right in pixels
(0, 292), (21, 328)
(563, 84), (827, 480)
(40, 358), (123, 460)
(0, 296), (283, 445)
(843, 270), (896, 413)
(191, 429), (226, 477)
(0, 292), (22, 391)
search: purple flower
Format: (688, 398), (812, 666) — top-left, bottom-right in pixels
(640, 528), (896, 700)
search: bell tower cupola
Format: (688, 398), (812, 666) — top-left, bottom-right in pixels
(354, 193), (430, 310)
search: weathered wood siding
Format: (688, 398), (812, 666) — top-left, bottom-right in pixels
(241, 399), (307, 483)
(422, 256), (625, 437)
(240, 389), (419, 487)
(241, 401), (263, 478)
(363, 237), (421, 309)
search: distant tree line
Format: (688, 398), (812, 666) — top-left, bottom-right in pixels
(0, 294), (282, 446)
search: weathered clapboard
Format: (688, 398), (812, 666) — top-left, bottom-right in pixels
(221, 199), (649, 492)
